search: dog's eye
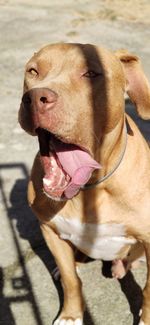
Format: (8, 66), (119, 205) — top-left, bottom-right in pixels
(27, 68), (38, 77)
(83, 71), (101, 78)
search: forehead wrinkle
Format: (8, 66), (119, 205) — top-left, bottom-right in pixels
(31, 43), (106, 74)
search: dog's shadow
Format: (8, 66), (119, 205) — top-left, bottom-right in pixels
(8, 178), (65, 322)
(119, 271), (143, 325)
(9, 176), (143, 325)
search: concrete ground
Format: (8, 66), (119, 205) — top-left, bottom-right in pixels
(0, 0), (150, 324)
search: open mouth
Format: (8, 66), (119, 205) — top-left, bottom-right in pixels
(36, 128), (101, 200)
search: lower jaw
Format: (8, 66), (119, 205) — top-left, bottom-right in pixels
(43, 184), (68, 201)
(43, 190), (67, 201)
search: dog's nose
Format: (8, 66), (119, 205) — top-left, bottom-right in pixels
(22, 88), (58, 114)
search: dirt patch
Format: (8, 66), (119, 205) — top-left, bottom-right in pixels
(73, 0), (150, 25)
(101, 0), (150, 23)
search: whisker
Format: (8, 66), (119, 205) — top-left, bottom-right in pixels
(91, 130), (101, 145)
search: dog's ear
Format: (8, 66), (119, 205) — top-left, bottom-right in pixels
(115, 49), (150, 120)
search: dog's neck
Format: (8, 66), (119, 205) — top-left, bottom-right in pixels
(87, 116), (126, 186)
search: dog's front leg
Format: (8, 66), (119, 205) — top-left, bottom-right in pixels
(139, 243), (150, 325)
(40, 222), (84, 325)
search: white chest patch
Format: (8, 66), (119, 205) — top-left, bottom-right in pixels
(52, 215), (136, 260)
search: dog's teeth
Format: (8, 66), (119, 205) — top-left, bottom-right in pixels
(43, 178), (52, 187)
(51, 156), (57, 166)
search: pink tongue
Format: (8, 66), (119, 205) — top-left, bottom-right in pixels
(54, 142), (101, 199)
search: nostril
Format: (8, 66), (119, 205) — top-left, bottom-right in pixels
(40, 96), (48, 104)
(23, 95), (31, 105)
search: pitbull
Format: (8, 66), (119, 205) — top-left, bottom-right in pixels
(19, 43), (150, 325)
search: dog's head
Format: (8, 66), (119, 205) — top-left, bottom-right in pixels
(19, 43), (150, 200)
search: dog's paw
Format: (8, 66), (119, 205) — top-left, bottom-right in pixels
(111, 259), (127, 279)
(53, 318), (83, 325)
(138, 321), (145, 325)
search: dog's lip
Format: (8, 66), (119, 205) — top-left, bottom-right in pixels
(35, 127), (90, 154)
(36, 128), (71, 199)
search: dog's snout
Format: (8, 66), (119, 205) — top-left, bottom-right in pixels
(22, 88), (58, 114)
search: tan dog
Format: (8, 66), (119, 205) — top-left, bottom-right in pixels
(19, 43), (150, 325)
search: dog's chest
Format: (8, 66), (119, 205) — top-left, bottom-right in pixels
(52, 215), (136, 260)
